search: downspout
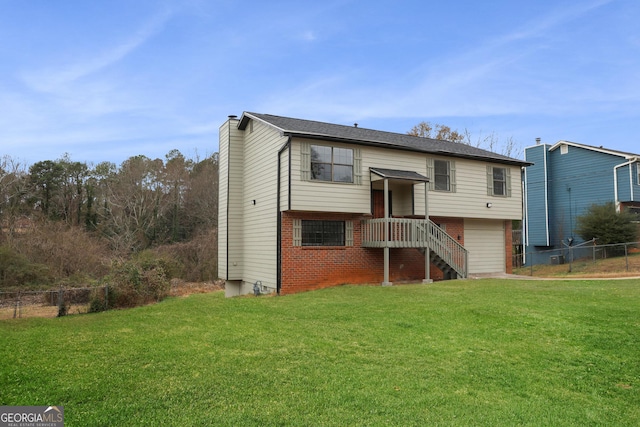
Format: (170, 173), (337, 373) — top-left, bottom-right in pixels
(613, 158), (637, 213)
(521, 166), (527, 266)
(276, 137), (292, 295)
(543, 146), (550, 246)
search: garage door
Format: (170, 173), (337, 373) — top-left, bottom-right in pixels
(464, 219), (505, 274)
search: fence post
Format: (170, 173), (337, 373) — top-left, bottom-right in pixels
(530, 252), (534, 276)
(57, 287), (66, 317)
(568, 247), (573, 273)
(13, 292), (21, 319)
(625, 243), (629, 271)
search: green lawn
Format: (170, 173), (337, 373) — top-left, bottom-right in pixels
(1, 279), (639, 426)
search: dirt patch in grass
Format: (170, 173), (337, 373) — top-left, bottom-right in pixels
(169, 280), (224, 297)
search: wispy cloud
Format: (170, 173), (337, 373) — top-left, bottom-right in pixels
(21, 8), (173, 94)
(261, 0), (622, 121)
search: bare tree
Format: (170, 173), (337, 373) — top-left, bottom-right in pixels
(0, 155), (28, 243)
(409, 121), (522, 158)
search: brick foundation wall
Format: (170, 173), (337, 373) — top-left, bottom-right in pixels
(505, 220), (513, 274)
(280, 212), (466, 295)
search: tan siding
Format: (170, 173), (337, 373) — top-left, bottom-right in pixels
(290, 138), (370, 213)
(226, 120), (244, 279)
(427, 158), (522, 220)
(218, 123), (229, 280)
(289, 142), (522, 220)
(241, 120), (288, 289)
(279, 145), (289, 210)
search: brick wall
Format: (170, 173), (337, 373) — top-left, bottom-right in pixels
(280, 212), (465, 294)
(505, 220), (513, 274)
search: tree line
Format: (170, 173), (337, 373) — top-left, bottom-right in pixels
(0, 150), (219, 290)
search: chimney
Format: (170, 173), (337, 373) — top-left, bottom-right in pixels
(228, 115), (237, 119)
(353, 123), (358, 128)
(535, 137), (541, 145)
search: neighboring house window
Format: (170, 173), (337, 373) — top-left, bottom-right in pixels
(426, 158), (456, 192)
(311, 145), (353, 183)
(487, 165), (512, 197)
(637, 163), (640, 185)
(301, 143), (362, 184)
(293, 219), (354, 246)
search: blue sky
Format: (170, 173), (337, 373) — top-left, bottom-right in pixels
(1, 0), (639, 166)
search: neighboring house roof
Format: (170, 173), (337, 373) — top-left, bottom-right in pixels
(548, 140), (640, 160)
(238, 112), (530, 167)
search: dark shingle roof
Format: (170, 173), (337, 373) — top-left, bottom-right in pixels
(239, 112), (530, 166)
(370, 168), (429, 182)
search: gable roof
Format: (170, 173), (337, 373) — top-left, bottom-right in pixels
(238, 112), (530, 167)
(370, 167), (429, 182)
(548, 140), (640, 160)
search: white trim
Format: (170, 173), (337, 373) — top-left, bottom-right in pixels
(614, 158), (640, 212)
(542, 147), (550, 246)
(240, 112), (286, 134)
(548, 140), (637, 159)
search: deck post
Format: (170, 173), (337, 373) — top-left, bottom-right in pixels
(382, 178), (392, 286)
(423, 182), (433, 284)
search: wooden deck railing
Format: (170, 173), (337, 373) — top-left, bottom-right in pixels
(361, 218), (468, 278)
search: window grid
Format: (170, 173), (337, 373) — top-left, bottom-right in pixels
(301, 220), (345, 246)
(493, 167), (507, 196)
(310, 145), (354, 183)
(434, 160), (450, 191)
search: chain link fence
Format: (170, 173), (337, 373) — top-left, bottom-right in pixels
(0, 281), (224, 320)
(517, 241), (640, 277)
(0, 287), (109, 320)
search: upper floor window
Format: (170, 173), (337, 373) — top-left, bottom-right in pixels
(311, 145), (353, 183)
(487, 165), (511, 197)
(434, 160), (450, 191)
(301, 142), (361, 185)
(427, 158), (456, 192)
(637, 163), (640, 185)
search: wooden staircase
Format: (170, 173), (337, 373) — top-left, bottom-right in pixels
(361, 218), (468, 279)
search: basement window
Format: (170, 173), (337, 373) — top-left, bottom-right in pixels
(302, 220), (345, 246)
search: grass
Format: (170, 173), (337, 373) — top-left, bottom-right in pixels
(514, 252), (640, 278)
(1, 279), (639, 426)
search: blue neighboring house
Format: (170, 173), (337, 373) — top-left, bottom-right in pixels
(523, 140), (640, 264)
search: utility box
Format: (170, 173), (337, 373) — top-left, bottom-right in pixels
(550, 255), (565, 265)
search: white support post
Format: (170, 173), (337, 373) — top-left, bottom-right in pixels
(423, 182), (433, 283)
(382, 178), (392, 286)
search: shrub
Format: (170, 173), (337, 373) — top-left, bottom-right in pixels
(0, 245), (51, 289)
(11, 221), (110, 283)
(94, 254), (171, 310)
(154, 229), (218, 282)
(576, 202), (638, 255)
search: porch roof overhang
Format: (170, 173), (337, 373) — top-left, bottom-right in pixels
(370, 167), (429, 184)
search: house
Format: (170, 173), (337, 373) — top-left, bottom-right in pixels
(523, 140), (640, 263)
(218, 112), (530, 296)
